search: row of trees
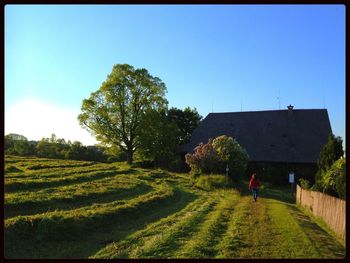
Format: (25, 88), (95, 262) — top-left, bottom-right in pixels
(5, 133), (107, 162)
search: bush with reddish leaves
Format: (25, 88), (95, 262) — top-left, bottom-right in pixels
(185, 135), (249, 179)
(185, 139), (219, 174)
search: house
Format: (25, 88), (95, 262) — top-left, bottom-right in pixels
(182, 106), (332, 184)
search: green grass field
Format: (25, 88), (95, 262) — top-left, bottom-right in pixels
(4, 155), (345, 259)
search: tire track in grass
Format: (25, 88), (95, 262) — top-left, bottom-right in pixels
(215, 196), (251, 258)
(175, 190), (239, 258)
(127, 195), (218, 258)
(236, 197), (280, 258)
(216, 196), (279, 258)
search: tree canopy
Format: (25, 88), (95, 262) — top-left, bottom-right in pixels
(137, 109), (179, 166)
(78, 64), (168, 164)
(313, 133), (344, 188)
(167, 107), (202, 145)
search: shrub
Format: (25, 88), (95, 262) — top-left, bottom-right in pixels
(185, 135), (249, 181)
(185, 139), (219, 174)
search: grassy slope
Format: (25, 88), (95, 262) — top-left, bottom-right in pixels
(4, 155), (345, 259)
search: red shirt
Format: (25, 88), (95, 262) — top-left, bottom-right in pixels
(249, 177), (260, 189)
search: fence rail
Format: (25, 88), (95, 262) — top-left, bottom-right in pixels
(296, 184), (345, 242)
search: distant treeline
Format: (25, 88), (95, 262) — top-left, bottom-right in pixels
(4, 133), (114, 162)
(5, 107), (202, 168)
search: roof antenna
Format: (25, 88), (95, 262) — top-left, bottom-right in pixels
(277, 90), (282, 110)
(212, 100), (214, 113)
(241, 99), (242, 111)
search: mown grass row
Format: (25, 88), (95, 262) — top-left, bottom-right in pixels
(5, 155), (95, 168)
(5, 185), (199, 258)
(91, 190), (241, 259)
(214, 196), (250, 258)
(5, 168), (131, 192)
(5, 181), (173, 242)
(4, 163), (119, 179)
(5, 170), (183, 208)
(91, 193), (213, 259)
(5, 155), (53, 163)
(5, 180), (152, 218)
(4, 156), (199, 258)
(175, 190), (239, 258)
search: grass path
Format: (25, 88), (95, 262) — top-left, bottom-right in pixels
(213, 190), (345, 259)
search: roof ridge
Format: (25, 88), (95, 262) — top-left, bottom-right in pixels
(208, 109), (327, 114)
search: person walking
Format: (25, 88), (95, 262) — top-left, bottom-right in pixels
(249, 173), (261, 202)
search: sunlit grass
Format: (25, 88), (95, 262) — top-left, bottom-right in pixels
(4, 156), (345, 259)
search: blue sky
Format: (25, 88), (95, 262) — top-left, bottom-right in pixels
(5, 5), (345, 147)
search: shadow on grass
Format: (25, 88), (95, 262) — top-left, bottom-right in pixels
(5, 188), (198, 259)
(285, 204), (345, 258)
(235, 181), (295, 204)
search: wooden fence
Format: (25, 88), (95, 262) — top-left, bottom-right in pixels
(296, 184), (345, 242)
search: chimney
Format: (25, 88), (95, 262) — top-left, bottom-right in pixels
(287, 104), (294, 115)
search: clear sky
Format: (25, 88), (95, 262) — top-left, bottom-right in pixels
(5, 4), (345, 147)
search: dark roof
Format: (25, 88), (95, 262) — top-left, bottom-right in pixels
(183, 109), (332, 163)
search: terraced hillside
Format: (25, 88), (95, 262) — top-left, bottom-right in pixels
(4, 155), (345, 259)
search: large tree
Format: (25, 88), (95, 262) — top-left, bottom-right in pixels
(78, 64), (168, 164)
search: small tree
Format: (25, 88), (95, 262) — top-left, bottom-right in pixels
(322, 157), (345, 199)
(313, 133), (344, 190)
(212, 135), (249, 179)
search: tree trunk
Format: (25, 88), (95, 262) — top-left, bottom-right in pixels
(126, 149), (133, 164)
